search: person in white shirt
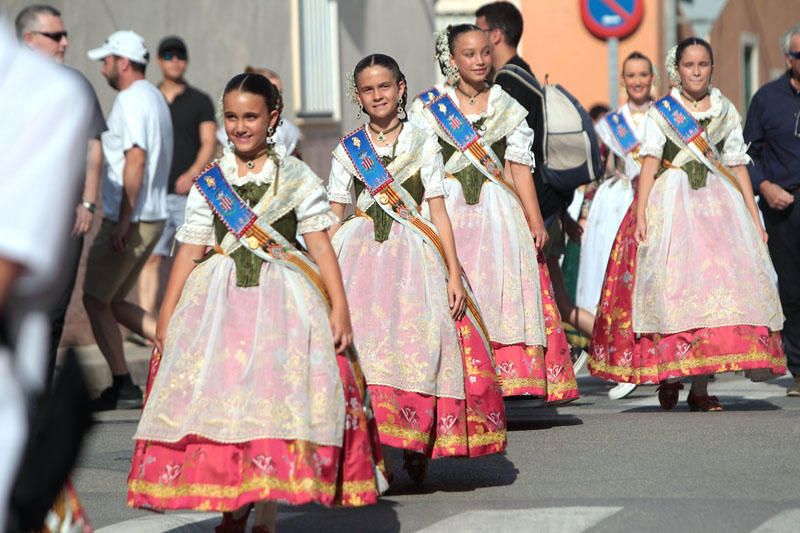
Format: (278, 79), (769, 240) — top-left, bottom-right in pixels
(83, 30), (173, 411)
(15, 3), (108, 386)
(0, 16), (91, 529)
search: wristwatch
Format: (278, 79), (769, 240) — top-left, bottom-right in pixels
(81, 200), (97, 214)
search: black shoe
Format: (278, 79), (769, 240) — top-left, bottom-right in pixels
(91, 383), (143, 411)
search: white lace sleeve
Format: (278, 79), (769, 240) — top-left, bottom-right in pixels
(639, 117), (667, 159)
(297, 184), (340, 234)
(504, 118), (535, 167)
(421, 136), (446, 199)
(326, 157), (354, 204)
(175, 186), (216, 245)
(721, 115), (751, 167)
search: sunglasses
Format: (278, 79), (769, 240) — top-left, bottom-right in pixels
(788, 51), (800, 60)
(31, 30), (68, 42)
(160, 51), (187, 61)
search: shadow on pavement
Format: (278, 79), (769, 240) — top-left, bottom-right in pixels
(385, 452), (518, 496)
(504, 404), (584, 431)
(273, 500), (402, 533)
(622, 397), (782, 413)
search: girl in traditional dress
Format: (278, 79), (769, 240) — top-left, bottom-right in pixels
(328, 54), (506, 485)
(409, 25), (579, 404)
(127, 73), (383, 533)
(589, 38), (785, 411)
(582, 52), (654, 400)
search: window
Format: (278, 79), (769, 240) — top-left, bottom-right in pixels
(741, 33), (759, 114)
(296, 0), (340, 120)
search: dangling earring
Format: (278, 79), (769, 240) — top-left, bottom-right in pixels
(446, 62), (460, 85)
(397, 95), (406, 120)
(266, 126), (275, 145)
(356, 104), (365, 120)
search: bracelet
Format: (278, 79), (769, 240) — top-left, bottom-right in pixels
(81, 200), (97, 214)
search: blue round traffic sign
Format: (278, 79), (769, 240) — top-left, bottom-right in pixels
(581, 0), (644, 40)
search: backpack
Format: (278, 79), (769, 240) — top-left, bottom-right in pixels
(497, 64), (602, 194)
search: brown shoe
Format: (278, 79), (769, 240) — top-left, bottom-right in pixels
(656, 381), (683, 410)
(787, 376), (800, 397)
(687, 392), (723, 412)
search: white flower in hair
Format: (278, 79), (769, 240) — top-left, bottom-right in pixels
(346, 71), (359, 106)
(434, 29), (450, 68)
(664, 44), (680, 87)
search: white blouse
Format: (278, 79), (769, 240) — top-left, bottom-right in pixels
(176, 150), (337, 246)
(327, 123), (446, 204)
(639, 87), (751, 167)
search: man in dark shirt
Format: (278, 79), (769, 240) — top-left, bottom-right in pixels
(744, 23), (800, 396)
(137, 36), (216, 318)
(475, 1), (567, 222)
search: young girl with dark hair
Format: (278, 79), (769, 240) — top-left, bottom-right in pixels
(591, 38), (785, 411)
(127, 73), (383, 532)
(410, 24), (579, 404)
(328, 53), (506, 485)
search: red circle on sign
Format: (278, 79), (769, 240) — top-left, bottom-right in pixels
(581, 0), (644, 40)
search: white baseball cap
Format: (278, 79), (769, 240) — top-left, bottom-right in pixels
(87, 30), (149, 64)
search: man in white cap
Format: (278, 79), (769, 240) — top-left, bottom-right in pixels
(83, 30), (173, 411)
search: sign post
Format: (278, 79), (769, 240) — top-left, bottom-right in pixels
(580, 0), (644, 109)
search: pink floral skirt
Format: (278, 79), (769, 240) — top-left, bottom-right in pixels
(369, 314), (507, 458)
(589, 203), (786, 384)
(492, 254), (580, 404)
(127, 351), (383, 511)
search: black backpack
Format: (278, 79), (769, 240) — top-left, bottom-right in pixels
(497, 64), (602, 193)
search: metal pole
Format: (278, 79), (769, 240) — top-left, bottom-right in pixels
(608, 37), (619, 109)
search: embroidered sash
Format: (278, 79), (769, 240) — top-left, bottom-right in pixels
(420, 91), (519, 202)
(339, 126), (494, 356)
(194, 164), (331, 301)
(417, 86), (441, 105)
(601, 110), (640, 158)
(652, 95), (743, 195)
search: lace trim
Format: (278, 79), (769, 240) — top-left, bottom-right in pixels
(175, 224), (215, 246)
(218, 149), (278, 186)
(669, 86), (723, 120)
(722, 152), (751, 167)
(298, 211), (340, 234)
(504, 146), (535, 167)
(327, 191), (352, 204)
(423, 185), (446, 199)
(639, 142), (664, 160)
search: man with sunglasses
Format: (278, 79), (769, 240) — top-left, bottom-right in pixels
(744, 23), (800, 396)
(134, 36), (215, 324)
(15, 4), (107, 386)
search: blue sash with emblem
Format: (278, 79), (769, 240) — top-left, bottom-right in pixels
(604, 110), (639, 154)
(420, 90), (514, 194)
(653, 95), (702, 145)
(340, 128), (393, 195)
(417, 87), (441, 105)
(652, 94), (743, 195)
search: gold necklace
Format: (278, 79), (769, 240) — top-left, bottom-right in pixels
(456, 83), (488, 105)
(236, 148), (270, 169)
(368, 119), (402, 143)
(680, 90), (708, 110)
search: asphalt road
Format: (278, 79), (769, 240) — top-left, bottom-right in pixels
(74, 371), (800, 532)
